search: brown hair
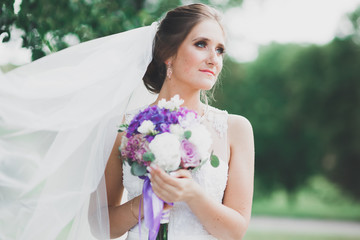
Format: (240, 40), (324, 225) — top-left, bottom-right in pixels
(143, 3), (223, 94)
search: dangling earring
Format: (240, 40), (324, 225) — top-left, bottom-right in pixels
(166, 63), (172, 80)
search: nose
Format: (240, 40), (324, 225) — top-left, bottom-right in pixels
(206, 49), (220, 66)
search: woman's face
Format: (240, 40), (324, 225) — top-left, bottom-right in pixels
(169, 19), (225, 91)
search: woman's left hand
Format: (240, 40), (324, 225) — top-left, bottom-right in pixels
(148, 165), (200, 204)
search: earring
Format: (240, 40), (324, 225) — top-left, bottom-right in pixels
(166, 63), (172, 80)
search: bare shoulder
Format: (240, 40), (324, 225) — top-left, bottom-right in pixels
(227, 114), (254, 164)
(227, 114), (253, 140)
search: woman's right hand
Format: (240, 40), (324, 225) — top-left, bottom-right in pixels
(148, 165), (201, 205)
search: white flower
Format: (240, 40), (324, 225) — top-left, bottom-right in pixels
(137, 120), (155, 135)
(170, 95), (184, 109)
(179, 111), (198, 128)
(158, 94), (184, 111)
(170, 124), (184, 139)
(188, 124), (212, 160)
(120, 135), (128, 151)
(149, 132), (181, 171)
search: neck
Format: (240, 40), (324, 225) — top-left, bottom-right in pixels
(153, 80), (205, 116)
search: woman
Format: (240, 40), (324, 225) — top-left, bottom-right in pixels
(0, 3), (253, 240)
(105, 4), (254, 240)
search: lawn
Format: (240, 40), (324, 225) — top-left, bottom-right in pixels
(251, 176), (360, 221)
(244, 231), (360, 240)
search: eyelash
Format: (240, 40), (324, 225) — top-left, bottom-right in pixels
(195, 41), (226, 55)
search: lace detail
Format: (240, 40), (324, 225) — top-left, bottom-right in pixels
(204, 106), (228, 138)
(168, 159), (228, 240)
(123, 105), (229, 240)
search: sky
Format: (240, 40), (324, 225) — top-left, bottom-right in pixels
(0, 0), (360, 65)
(224, 0), (360, 62)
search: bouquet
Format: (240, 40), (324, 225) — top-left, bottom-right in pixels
(119, 95), (219, 240)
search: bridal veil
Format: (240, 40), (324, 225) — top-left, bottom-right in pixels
(0, 22), (158, 239)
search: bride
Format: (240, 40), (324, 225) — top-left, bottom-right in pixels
(0, 3), (253, 240)
(106, 4), (254, 240)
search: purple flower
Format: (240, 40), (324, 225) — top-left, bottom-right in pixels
(121, 134), (150, 165)
(180, 139), (200, 168)
(159, 123), (169, 132)
(145, 135), (155, 142)
(151, 113), (164, 124)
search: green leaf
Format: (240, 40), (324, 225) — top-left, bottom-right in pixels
(143, 152), (155, 162)
(118, 123), (128, 132)
(184, 130), (192, 139)
(210, 154), (220, 168)
(192, 158), (208, 172)
(130, 162), (147, 176)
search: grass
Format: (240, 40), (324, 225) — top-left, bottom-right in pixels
(244, 231), (360, 240)
(252, 176), (360, 221)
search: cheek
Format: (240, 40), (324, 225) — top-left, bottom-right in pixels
(218, 62), (223, 73)
(180, 49), (203, 72)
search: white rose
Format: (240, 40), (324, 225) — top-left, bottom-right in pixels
(149, 132), (181, 171)
(137, 120), (155, 135)
(179, 111), (198, 128)
(188, 124), (212, 160)
(170, 124), (184, 139)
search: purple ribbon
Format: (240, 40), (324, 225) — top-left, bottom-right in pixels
(142, 177), (164, 240)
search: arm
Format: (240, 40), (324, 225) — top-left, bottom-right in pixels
(149, 114), (254, 240)
(105, 132), (144, 239)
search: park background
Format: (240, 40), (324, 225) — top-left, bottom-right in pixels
(1, 0), (360, 239)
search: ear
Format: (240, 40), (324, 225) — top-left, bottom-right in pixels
(164, 56), (174, 65)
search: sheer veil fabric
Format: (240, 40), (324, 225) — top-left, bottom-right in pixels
(0, 23), (158, 240)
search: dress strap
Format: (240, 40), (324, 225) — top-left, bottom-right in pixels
(204, 106), (228, 138)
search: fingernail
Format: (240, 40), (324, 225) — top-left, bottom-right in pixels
(148, 174), (152, 179)
(146, 166), (152, 172)
(169, 172), (177, 177)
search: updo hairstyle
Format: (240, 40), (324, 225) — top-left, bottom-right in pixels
(143, 3), (223, 94)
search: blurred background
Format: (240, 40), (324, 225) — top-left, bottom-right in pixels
(1, 0), (360, 239)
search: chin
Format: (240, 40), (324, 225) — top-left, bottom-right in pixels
(199, 78), (216, 90)
(186, 76), (216, 91)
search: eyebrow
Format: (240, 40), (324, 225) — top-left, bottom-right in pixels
(192, 37), (226, 49)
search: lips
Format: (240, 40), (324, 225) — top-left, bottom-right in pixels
(199, 69), (215, 76)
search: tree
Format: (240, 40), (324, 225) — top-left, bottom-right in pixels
(215, 38), (360, 200)
(216, 45), (323, 196)
(1, 0), (243, 61)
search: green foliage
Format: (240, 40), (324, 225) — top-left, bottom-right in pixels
(118, 123), (129, 132)
(184, 130), (192, 140)
(1, 0), (242, 61)
(347, 5), (360, 43)
(143, 152), (155, 162)
(317, 38), (360, 200)
(131, 161), (147, 176)
(244, 232), (360, 240)
(216, 38), (360, 200)
(252, 176), (360, 220)
(0, 0), (16, 42)
(210, 154), (220, 168)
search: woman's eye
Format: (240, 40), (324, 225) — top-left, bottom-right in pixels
(195, 41), (206, 48)
(216, 47), (225, 55)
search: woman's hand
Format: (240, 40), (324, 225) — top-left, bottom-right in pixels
(148, 165), (201, 204)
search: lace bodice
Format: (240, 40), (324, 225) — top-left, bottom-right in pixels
(123, 106), (229, 240)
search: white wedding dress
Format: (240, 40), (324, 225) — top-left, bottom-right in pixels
(123, 105), (229, 240)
